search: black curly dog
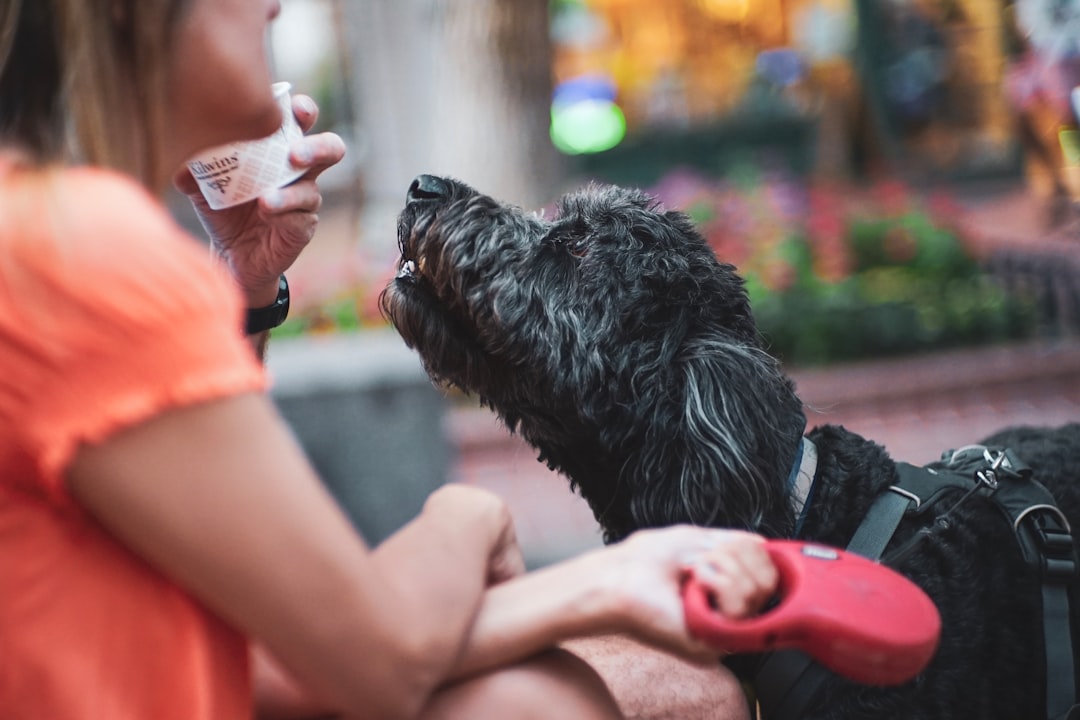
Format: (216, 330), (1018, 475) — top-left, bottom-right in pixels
(380, 174), (1080, 719)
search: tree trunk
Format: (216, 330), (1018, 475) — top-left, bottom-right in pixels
(342, 0), (562, 269)
(429, 0), (563, 208)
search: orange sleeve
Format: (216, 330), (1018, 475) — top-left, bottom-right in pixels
(0, 166), (266, 506)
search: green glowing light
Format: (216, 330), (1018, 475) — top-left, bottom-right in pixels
(550, 99), (626, 155)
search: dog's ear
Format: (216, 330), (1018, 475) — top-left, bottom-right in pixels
(651, 209), (762, 345)
(621, 336), (805, 537)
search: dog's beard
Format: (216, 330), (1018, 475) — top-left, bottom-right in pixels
(383, 195), (564, 396)
(380, 267), (497, 394)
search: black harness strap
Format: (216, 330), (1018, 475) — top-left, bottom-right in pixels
(1047, 583), (1079, 720)
(752, 446), (1080, 720)
(942, 448), (1079, 720)
(846, 487), (913, 558)
(752, 481), (918, 720)
(753, 650), (831, 720)
(753, 488), (913, 720)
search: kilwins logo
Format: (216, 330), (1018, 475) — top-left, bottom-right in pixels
(189, 153), (240, 194)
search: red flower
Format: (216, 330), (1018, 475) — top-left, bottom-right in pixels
(870, 179), (910, 216)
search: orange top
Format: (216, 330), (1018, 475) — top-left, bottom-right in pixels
(0, 159), (267, 719)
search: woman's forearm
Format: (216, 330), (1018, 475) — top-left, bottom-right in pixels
(447, 525), (772, 682)
(447, 549), (621, 680)
(363, 486), (522, 694)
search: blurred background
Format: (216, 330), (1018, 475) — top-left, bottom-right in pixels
(175, 0), (1080, 567)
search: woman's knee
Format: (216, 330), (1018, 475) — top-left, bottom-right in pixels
(422, 648), (623, 719)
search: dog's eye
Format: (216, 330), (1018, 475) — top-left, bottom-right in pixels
(545, 229), (588, 258)
(568, 238), (588, 258)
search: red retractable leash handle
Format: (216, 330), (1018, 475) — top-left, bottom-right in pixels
(682, 540), (941, 686)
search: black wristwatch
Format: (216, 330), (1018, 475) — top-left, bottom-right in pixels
(245, 275), (290, 335)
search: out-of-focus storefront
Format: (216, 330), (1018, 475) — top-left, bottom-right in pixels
(550, 0), (1024, 185)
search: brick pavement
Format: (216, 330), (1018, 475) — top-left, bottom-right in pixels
(447, 340), (1080, 567)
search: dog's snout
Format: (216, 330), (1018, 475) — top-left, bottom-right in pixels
(407, 175), (450, 204)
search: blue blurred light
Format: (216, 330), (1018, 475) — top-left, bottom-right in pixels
(553, 74), (618, 107)
(755, 48), (805, 88)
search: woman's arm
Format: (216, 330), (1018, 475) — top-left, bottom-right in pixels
(67, 393), (508, 720)
(441, 527), (777, 681)
(247, 484), (525, 720)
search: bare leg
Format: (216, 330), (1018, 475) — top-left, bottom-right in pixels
(422, 648), (624, 719)
(563, 636), (751, 720)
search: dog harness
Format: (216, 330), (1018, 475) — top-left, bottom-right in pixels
(753, 443), (1080, 720)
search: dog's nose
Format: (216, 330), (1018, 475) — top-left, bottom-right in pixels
(407, 175), (450, 204)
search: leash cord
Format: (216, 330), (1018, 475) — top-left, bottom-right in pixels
(881, 480), (985, 566)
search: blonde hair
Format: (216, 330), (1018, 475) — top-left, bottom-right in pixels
(0, 0), (187, 186)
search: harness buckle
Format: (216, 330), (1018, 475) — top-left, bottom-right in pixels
(941, 445), (1032, 486)
(976, 469), (999, 490)
(1014, 505), (1079, 584)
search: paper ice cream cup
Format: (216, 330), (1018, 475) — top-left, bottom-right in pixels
(186, 81), (306, 210)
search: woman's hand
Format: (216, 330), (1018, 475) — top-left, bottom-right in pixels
(174, 93), (348, 307)
(596, 526), (778, 662)
(422, 484), (525, 586)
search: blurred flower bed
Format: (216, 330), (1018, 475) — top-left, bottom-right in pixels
(651, 167), (1036, 366)
(272, 250), (390, 339)
(275, 166), (1036, 368)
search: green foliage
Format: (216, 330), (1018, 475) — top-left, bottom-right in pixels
(744, 213), (1035, 366)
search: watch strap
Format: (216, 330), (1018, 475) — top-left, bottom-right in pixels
(245, 275), (290, 334)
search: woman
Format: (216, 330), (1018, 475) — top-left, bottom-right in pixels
(0, 1), (777, 719)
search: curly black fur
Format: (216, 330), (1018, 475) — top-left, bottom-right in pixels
(380, 175), (1080, 719)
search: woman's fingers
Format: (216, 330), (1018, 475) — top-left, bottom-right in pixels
(258, 180), (323, 216)
(287, 131), (348, 180)
(689, 535), (778, 618)
(291, 93), (320, 134)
